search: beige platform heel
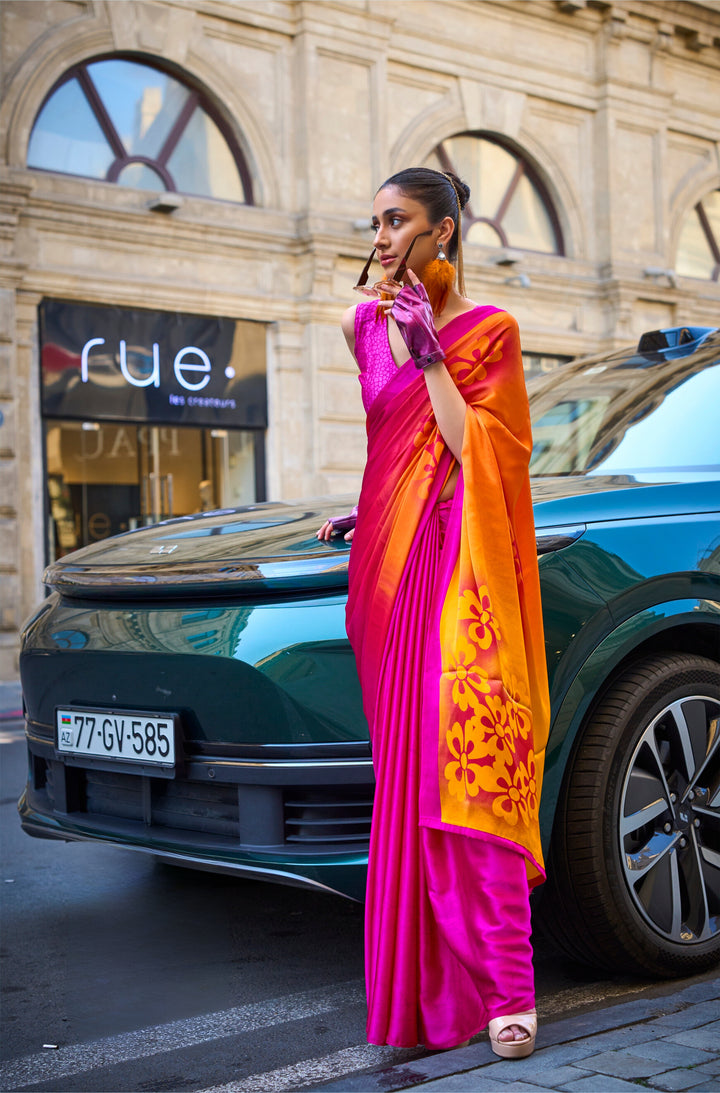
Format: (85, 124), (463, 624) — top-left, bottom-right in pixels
(488, 1010), (537, 1059)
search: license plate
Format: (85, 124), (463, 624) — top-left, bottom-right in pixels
(56, 708), (176, 767)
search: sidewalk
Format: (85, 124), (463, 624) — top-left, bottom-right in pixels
(315, 976), (720, 1092)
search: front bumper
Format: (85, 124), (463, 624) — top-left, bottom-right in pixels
(21, 718), (373, 901)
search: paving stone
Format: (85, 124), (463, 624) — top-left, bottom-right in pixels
(665, 1027), (720, 1053)
(464, 1043), (600, 1080)
(694, 1059), (720, 1076)
(572, 1048), (672, 1079)
(557, 1075), (647, 1092)
(650, 1069), (718, 1091)
(492, 1085), (555, 1092)
(418, 1044), (494, 1078)
(629, 1040), (715, 1068)
(667, 980), (720, 1006)
(516, 1064), (593, 1086)
(574, 1027), (659, 1053)
(653, 1005), (720, 1030)
(531, 1042), (614, 1066)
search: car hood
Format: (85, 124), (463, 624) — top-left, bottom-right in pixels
(43, 477), (720, 598)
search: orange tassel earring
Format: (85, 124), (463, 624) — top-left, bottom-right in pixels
(423, 241), (456, 316)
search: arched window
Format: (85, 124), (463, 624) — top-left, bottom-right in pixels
(27, 56), (253, 204)
(425, 133), (563, 255)
(676, 189), (720, 281)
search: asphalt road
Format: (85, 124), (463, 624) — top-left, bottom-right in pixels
(0, 718), (710, 1093)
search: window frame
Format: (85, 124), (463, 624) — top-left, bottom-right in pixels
(431, 132), (565, 256)
(676, 190), (720, 283)
(27, 53), (254, 205)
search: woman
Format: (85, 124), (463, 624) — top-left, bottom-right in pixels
(317, 168), (550, 1056)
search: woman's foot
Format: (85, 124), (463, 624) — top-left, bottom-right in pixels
(488, 1011), (536, 1059)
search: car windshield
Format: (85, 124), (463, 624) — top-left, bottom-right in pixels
(527, 336), (720, 480)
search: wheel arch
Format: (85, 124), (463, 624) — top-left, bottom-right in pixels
(540, 597), (720, 850)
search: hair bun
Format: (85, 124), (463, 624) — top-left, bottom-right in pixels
(444, 171), (471, 211)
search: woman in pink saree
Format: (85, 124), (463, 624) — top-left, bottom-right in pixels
(317, 168), (550, 1056)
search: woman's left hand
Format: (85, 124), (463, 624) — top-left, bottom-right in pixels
(316, 520), (354, 542)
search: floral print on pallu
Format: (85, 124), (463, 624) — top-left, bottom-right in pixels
(441, 676), (536, 827)
(441, 576), (536, 830)
(459, 586), (500, 649)
(476, 750), (540, 827)
(445, 718), (484, 800)
(412, 417), (444, 500)
(474, 694), (516, 764)
(506, 689), (531, 743)
(446, 335), (501, 384)
(445, 634), (491, 712)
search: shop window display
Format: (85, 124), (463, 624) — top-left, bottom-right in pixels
(44, 421), (261, 561)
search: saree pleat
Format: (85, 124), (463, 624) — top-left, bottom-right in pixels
(365, 500), (535, 1049)
(365, 498), (440, 1047)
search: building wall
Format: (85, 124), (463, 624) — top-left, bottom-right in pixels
(1, 0), (719, 677)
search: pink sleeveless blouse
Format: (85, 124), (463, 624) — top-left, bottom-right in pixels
(354, 300), (399, 413)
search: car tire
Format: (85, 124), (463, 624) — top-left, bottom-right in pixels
(542, 652), (720, 976)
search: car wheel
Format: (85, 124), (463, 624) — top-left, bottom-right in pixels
(543, 653), (720, 976)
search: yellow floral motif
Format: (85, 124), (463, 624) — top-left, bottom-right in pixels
(516, 753), (539, 820)
(446, 636), (491, 712)
(413, 417), (434, 449)
(459, 586), (500, 649)
(418, 437), (445, 499)
(446, 335), (502, 383)
(412, 419), (445, 500)
(444, 719), (484, 800)
(476, 694), (516, 761)
(476, 751), (539, 827)
(505, 693), (531, 742)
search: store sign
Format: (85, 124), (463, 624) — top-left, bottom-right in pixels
(40, 299), (267, 428)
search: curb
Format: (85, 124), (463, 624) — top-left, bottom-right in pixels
(309, 976), (720, 1092)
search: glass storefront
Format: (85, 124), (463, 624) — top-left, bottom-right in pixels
(45, 421), (262, 559)
(39, 299), (267, 561)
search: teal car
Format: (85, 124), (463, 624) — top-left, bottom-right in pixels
(19, 325), (720, 977)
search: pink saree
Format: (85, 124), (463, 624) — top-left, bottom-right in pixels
(347, 301), (550, 1049)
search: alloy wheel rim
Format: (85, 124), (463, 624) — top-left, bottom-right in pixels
(619, 694), (720, 945)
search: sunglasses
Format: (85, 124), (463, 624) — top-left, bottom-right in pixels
(353, 229), (433, 295)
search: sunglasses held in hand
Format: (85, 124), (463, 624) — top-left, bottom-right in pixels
(353, 230), (433, 296)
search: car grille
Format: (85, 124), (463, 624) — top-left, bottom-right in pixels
(284, 788), (373, 845)
(86, 769), (241, 838)
(41, 760), (373, 854)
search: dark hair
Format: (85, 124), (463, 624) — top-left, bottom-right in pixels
(377, 167), (470, 261)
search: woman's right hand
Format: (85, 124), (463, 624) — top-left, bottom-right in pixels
(316, 521), (355, 543)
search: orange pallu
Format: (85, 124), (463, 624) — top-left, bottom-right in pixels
(346, 304), (550, 882)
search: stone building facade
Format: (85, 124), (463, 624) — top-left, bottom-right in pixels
(1, 0), (719, 678)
